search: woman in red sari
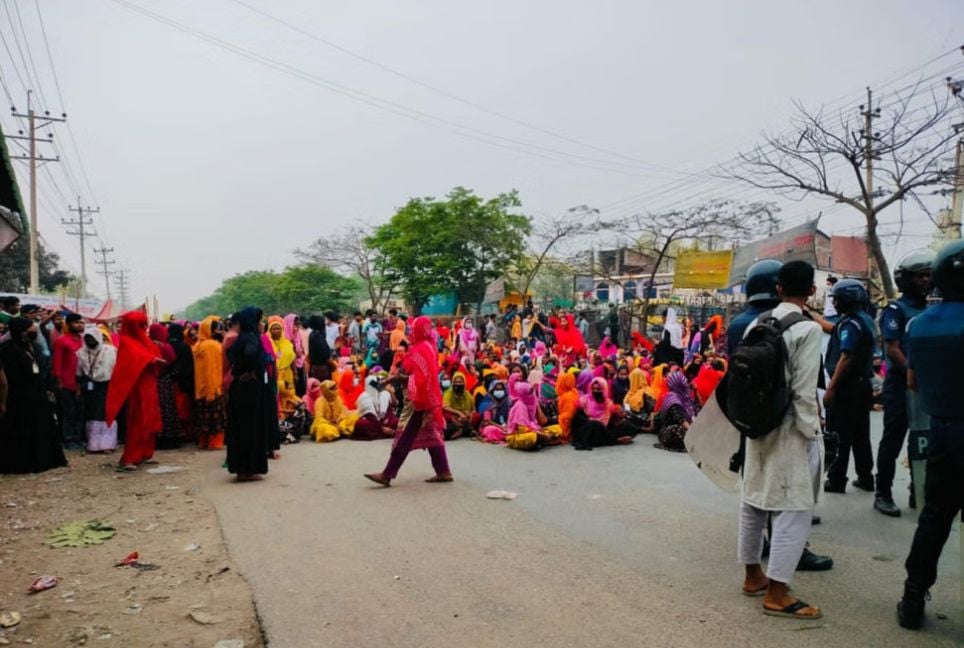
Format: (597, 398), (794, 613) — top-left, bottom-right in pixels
(106, 311), (163, 471)
(364, 316), (452, 486)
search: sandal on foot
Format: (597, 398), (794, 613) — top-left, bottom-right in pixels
(364, 473), (391, 487)
(763, 600), (821, 619)
(425, 475), (454, 483)
(116, 464), (137, 473)
(742, 584), (769, 597)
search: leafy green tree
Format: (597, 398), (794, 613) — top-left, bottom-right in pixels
(367, 187), (531, 313)
(0, 236), (73, 293)
(182, 265), (359, 320)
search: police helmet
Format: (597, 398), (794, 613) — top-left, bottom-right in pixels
(932, 239), (964, 300)
(893, 249), (935, 293)
(831, 278), (868, 313)
(744, 258), (783, 303)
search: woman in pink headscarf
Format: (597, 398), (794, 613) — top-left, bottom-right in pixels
(456, 317), (480, 363)
(571, 377), (635, 450)
(284, 314), (307, 396)
(364, 316), (452, 486)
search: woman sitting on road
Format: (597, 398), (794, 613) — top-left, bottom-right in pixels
(653, 371), (697, 452)
(570, 378), (635, 451)
(442, 371), (478, 439)
(311, 380), (352, 442)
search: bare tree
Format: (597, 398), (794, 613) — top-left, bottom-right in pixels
(597, 200), (781, 332)
(295, 225), (396, 312)
(724, 83), (958, 298)
(512, 205), (597, 298)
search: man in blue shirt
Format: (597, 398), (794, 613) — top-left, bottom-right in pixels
(897, 240), (964, 630)
(874, 251), (934, 517)
(823, 279), (877, 494)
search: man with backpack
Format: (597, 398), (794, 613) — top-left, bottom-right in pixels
(734, 261), (824, 620)
(874, 250), (933, 517)
(823, 279), (878, 494)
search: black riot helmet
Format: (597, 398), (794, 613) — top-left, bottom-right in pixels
(932, 239), (964, 301)
(831, 278), (868, 314)
(894, 249), (935, 293)
(744, 259), (783, 303)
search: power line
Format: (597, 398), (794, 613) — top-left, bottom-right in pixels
(33, 0), (101, 209)
(226, 0), (692, 178)
(106, 0), (688, 180)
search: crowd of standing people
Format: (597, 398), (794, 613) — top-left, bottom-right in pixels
(0, 238), (961, 633)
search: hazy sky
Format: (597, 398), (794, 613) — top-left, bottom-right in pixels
(5, 0), (963, 310)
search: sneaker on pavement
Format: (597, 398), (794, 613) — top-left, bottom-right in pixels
(874, 495), (901, 517)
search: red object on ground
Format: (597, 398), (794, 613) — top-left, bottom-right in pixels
(115, 551), (139, 566)
(27, 575), (59, 594)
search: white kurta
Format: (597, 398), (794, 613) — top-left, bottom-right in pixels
(741, 302), (824, 511)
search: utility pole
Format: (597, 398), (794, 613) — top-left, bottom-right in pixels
(93, 247), (115, 301)
(950, 136), (963, 240)
(860, 88), (881, 287)
(63, 198), (100, 297)
(114, 268), (130, 311)
(8, 91), (66, 294)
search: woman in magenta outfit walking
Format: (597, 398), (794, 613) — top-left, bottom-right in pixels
(364, 316), (452, 486)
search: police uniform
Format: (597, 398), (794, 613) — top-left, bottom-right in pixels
(902, 300), (964, 592)
(824, 309), (876, 490)
(726, 301), (780, 357)
(875, 295), (927, 501)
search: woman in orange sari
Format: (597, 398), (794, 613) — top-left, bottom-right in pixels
(192, 316), (226, 450)
(555, 371), (579, 442)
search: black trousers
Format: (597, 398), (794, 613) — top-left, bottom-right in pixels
(826, 379), (874, 487)
(875, 376), (908, 497)
(904, 418), (964, 589)
(57, 388), (83, 447)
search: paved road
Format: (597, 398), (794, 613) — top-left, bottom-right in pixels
(202, 413), (961, 647)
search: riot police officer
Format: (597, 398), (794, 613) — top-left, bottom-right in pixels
(823, 279), (877, 494)
(874, 250), (934, 517)
(897, 239), (964, 630)
(727, 259), (783, 356)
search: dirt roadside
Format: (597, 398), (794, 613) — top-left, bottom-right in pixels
(0, 448), (263, 648)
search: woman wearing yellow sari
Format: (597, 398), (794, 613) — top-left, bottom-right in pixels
(268, 316), (299, 418)
(311, 380), (348, 442)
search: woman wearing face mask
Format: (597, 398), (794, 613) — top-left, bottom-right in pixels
(570, 377), (635, 451)
(457, 317), (480, 364)
(442, 371), (477, 440)
(612, 365), (631, 406)
(479, 379), (511, 443)
(76, 325), (118, 453)
(268, 316), (299, 419)
(502, 381), (564, 450)
(0, 318), (68, 473)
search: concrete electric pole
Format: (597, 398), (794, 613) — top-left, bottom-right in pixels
(9, 91), (66, 294)
(94, 247), (115, 301)
(114, 268), (130, 311)
(63, 198), (100, 297)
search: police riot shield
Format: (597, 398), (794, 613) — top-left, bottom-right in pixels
(905, 388), (929, 512)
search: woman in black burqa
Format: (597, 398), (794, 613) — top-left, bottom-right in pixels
(226, 307), (275, 481)
(0, 317), (68, 474)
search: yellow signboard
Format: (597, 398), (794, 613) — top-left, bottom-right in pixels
(673, 250), (734, 289)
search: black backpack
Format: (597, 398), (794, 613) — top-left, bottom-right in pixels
(726, 310), (808, 439)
